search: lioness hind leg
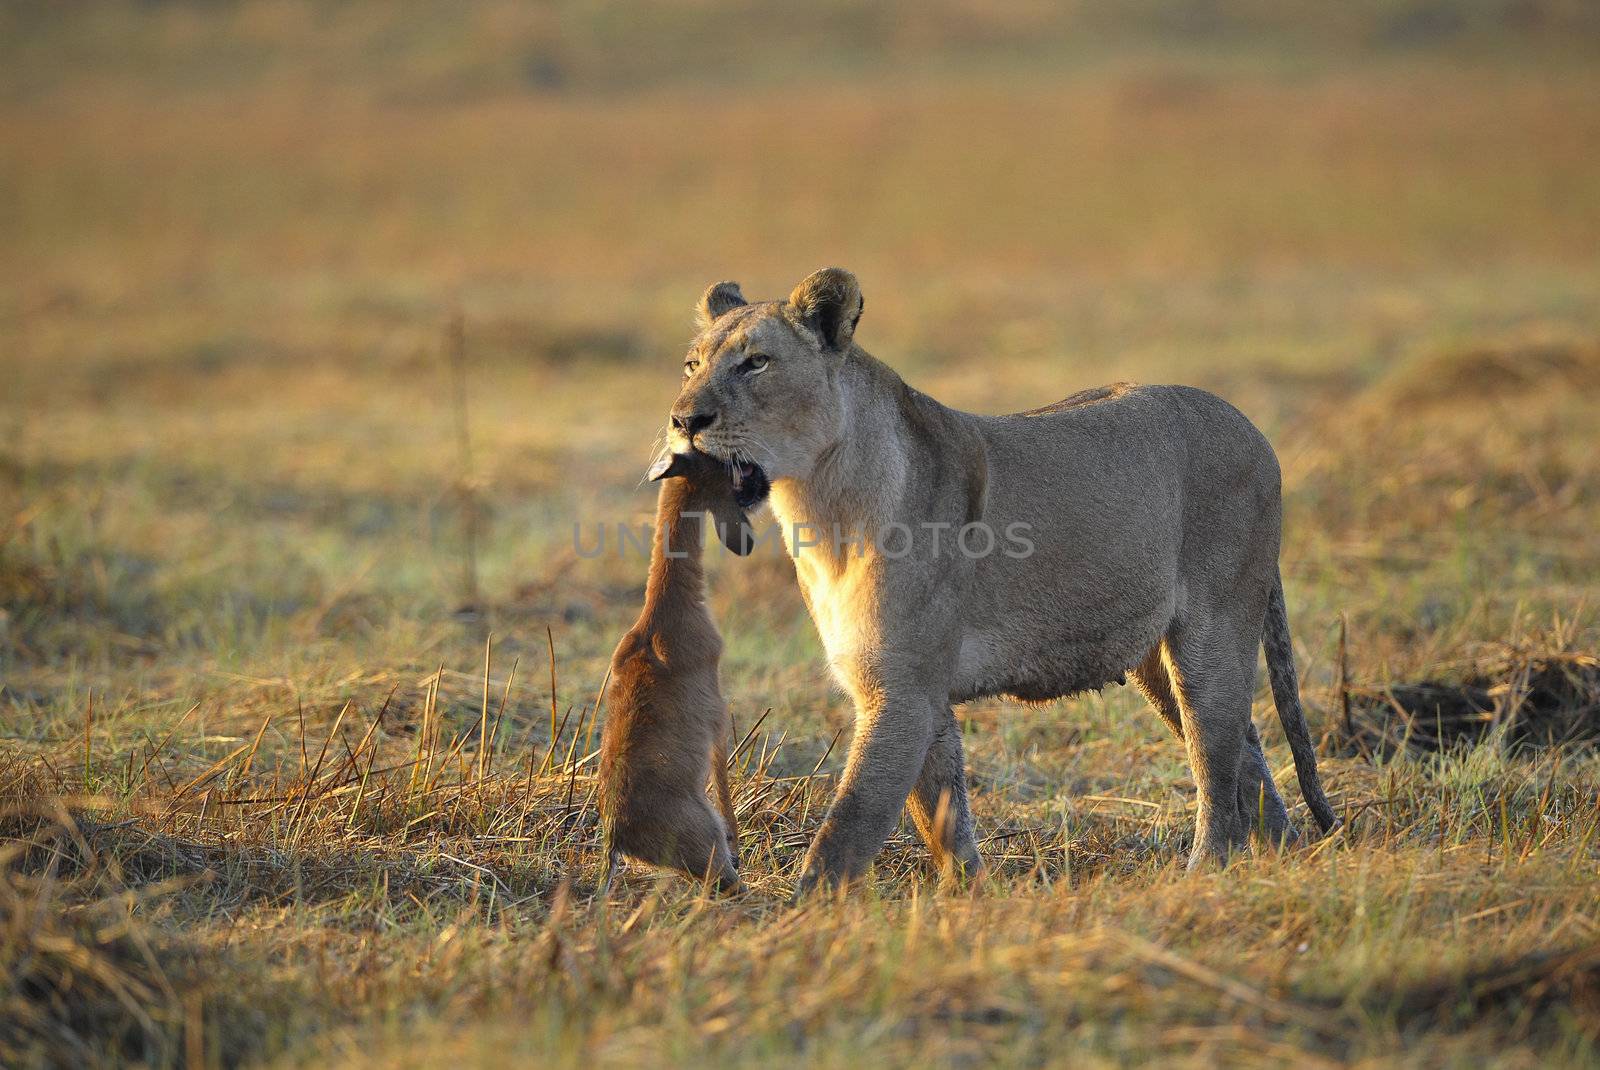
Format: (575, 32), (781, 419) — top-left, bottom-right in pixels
(1236, 721), (1293, 845)
(906, 706), (982, 881)
(1162, 619), (1257, 869)
(1130, 647), (1185, 739)
(1134, 649), (1290, 844)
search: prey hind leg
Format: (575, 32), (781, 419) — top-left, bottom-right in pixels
(660, 797), (743, 894)
(614, 797), (742, 893)
(710, 713), (740, 871)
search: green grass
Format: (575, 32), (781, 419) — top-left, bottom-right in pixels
(3, 2), (1600, 1066)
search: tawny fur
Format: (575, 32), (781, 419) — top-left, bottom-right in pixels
(597, 453), (744, 894)
(667, 268), (1340, 895)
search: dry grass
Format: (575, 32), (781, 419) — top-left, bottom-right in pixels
(1333, 633), (1600, 757)
(3, 690), (1599, 1066)
(4, 2), (1600, 1066)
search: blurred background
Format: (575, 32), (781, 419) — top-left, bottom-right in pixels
(3, 0), (1599, 742)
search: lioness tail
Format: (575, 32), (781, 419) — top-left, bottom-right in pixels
(1263, 575), (1340, 833)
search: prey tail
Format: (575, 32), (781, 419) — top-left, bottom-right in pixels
(1263, 573), (1340, 833)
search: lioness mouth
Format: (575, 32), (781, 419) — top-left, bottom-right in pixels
(730, 459), (770, 509)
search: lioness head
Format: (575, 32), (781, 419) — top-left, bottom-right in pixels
(666, 267), (864, 509)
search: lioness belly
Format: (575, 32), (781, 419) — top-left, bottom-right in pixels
(950, 587), (1172, 704)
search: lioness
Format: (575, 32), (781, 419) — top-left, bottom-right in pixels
(665, 267), (1338, 894)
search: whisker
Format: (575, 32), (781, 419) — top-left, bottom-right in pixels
(743, 435), (780, 467)
(638, 423), (673, 486)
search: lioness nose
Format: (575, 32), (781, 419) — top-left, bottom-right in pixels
(671, 410), (717, 436)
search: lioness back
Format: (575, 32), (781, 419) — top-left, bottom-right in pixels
(954, 383), (1282, 704)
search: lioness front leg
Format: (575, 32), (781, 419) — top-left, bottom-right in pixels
(906, 705), (982, 880)
(795, 695), (935, 897)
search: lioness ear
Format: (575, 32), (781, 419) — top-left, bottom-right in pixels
(788, 267), (863, 353)
(695, 281), (747, 330)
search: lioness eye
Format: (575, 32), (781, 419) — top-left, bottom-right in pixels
(742, 353), (770, 374)
(683, 359), (700, 376)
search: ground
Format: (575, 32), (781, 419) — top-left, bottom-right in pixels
(2, 3), (1600, 1066)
